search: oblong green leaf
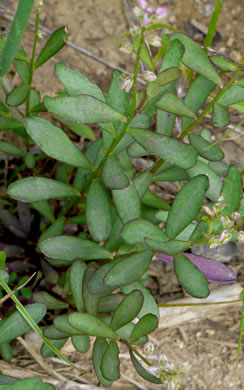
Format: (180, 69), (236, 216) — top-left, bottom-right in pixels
(38, 216), (65, 246)
(129, 351), (161, 384)
(156, 92), (196, 118)
(6, 85), (30, 107)
(145, 238), (190, 255)
(189, 133), (224, 161)
(156, 67), (181, 87)
(112, 177), (141, 224)
(92, 338), (113, 387)
(170, 33), (222, 87)
(24, 152), (35, 169)
(121, 218), (168, 245)
(101, 341), (120, 381)
(31, 200), (55, 223)
(68, 313), (118, 340)
(211, 56), (237, 72)
(44, 325), (69, 340)
(220, 165), (242, 216)
(70, 259), (86, 312)
(0, 141), (24, 157)
(129, 314), (158, 342)
(104, 251), (153, 287)
(127, 141), (149, 158)
(40, 236), (113, 262)
(104, 216), (123, 252)
(82, 266), (100, 316)
(187, 160), (222, 201)
(54, 314), (83, 335)
(71, 335), (90, 353)
(33, 291), (68, 310)
(110, 290), (144, 331)
(142, 190), (170, 210)
(156, 109), (176, 136)
(0, 304), (46, 344)
(41, 338), (67, 358)
(98, 294), (125, 313)
(86, 179), (112, 241)
(165, 175), (209, 239)
(153, 166), (189, 181)
(102, 155), (129, 189)
(8, 177), (80, 202)
(34, 27), (67, 69)
(25, 117), (92, 169)
(44, 95), (126, 124)
(88, 263), (117, 297)
(174, 253), (209, 298)
(218, 85), (244, 107)
(122, 282), (159, 318)
(212, 103), (229, 127)
(56, 62), (105, 100)
(133, 172), (153, 199)
(0, 0), (35, 76)
(128, 127), (197, 169)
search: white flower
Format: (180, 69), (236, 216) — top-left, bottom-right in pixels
(232, 211), (241, 220)
(220, 216), (233, 229)
(146, 34), (162, 47)
(144, 341), (154, 356)
(142, 70), (157, 82)
(129, 25), (141, 37)
(119, 43), (133, 54)
(219, 229), (232, 244)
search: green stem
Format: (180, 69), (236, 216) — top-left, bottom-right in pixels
(122, 340), (151, 366)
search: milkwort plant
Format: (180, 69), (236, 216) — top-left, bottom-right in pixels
(0, 0), (243, 388)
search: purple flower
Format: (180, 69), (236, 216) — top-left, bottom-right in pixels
(137, 0), (148, 9)
(155, 7), (167, 16)
(156, 252), (236, 284)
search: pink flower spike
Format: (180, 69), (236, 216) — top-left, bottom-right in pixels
(137, 0), (148, 9)
(155, 7), (167, 16)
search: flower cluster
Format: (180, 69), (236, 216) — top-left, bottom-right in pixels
(133, 0), (167, 27)
(143, 342), (191, 389)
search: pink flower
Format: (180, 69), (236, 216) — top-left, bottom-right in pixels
(120, 74), (133, 93)
(156, 7), (167, 16)
(137, 0), (148, 9)
(141, 13), (152, 26)
(142, 71), (157, 82)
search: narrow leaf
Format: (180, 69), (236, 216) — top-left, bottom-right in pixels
(110, 290), (144, 331)
(204, 0), (222, 47)
(0, 142), (24, 157)
(174, 253), (209, 298)
(6, 85), (30, 107)
(44, 95), (126, 123)
(129, 351), (161, 384)
(68, 312), (118, 340)
(220, 165), (242, 216)
(8, 177), (80, 202)
(25, 117), (92, 169)
(70, 259), (86, 312)
(128, 127), (197, 169)
(33, 292), (68, 310)
(165, 175), (209, 239)
(34, 27), (67, 69)
(86, 179), (112, 241)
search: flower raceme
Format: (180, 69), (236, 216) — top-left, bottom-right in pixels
(133, 0), (167, 26)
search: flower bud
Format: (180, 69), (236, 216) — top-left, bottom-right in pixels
(219, 229), (232, 244)
(129, 25), (141, 37)
(119, 43), (133, 54)
(208, 236), (221, 249)
(179, 361), (192, 373)
(232, 211), (241, 220)
(237, 231), (244, 243)
(137, 0), (148, 9)
(120, 74), (133, 93)
(220, 216), (233, 229)
(147, 34), (162, 47)
(132, 6), (144, 19)
(142, 71), (157, 82)
(148, 366), (161, 377)
(144, 341), (154, 356)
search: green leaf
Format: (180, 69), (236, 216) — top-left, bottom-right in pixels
(122, 282), (159, 318)
(112, 177), (141, 223)
(129, 351), (161, 384)
(13, 48), (30, 84)
(70, 259), (86, 312)
(121, 218), (168, 245)
(104, 216), (123, 252)
(145, 238), (190, 255)
(110, 290), (144, 331)
(156, 109), (176, 136)
(44, 95), (126, 124)
(55, 62), (105, 100)
(62, 120), (95, 140)
(86, 179), (112, 241)
(170, 33), (222, 87)
(101, 341), (120, 381)
(220, 166), (242, 216)
(31, 200), (55, 224)
(156, 67), (181, 86)
(68, 313), (118, 340)
(127, 141), (148, 158)
(34, 27), (67, 69)
(218, 85), (244, 107)
(24, 152), (35, 169)
(153, 166), (189, 181)
(0, 343), (13, 362)
(212, 103), (229, 127)
(187, 160), (222, 201)
(133, 172), (152, 199)
(208, 161), (228, 177)
(92, 338), (113, 387)
(40, 236), (113, 262)
(0, 377), (51, 390)
(128, 127), (197, 169)
(165, 175), (209, 239)
(189, 133), (224, 161)
(41, 338), (67, 358)
(132, 39), (153, 70)
(0, 117), (24, 131)
(104, 251), (152, 287)
(72, 335), (90, 353)
(8, 177), (80, 202)
(211, 56), (237, 72)
(0, 141), (24, 157)
(38, 216), (65, 246)
(82, 266), (100, 316)
(142, 190), (170, 210)
(129, 314), (158, 342)
(102, 155), (129, 189)
(6, 85), (30, 107)
(98, 294), (125, 313)
(156, 92), (196, 118)
(33, 291), (68, 310)
(182, 76), (215, 132)
(174, 253), (209, 298)
(54, 314), (83, 335)
(25, 117), (91, 169)
(107, 69), (130, 114)
(44, 325), (69, 340)
(88, 263), (116, 297)
(0, 0), (35, 76)
(0, 303), (46, 344)
(204, 0), (222, 47)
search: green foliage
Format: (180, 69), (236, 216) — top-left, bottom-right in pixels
(0, 1), (243, 387)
